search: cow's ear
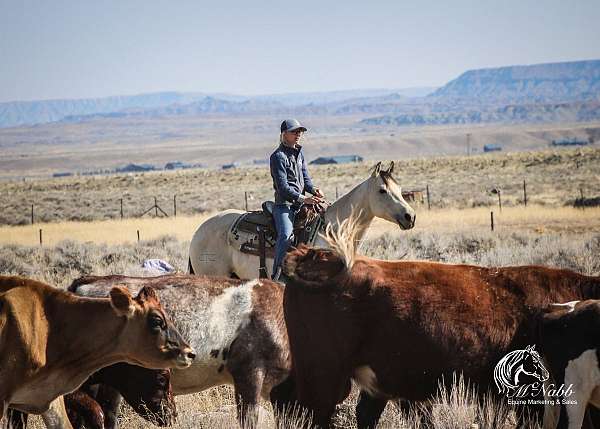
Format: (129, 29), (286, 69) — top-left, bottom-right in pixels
(110, 286), (136, 318)
(135, 286), (160, 305)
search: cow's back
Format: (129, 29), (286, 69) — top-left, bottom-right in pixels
(70, 274), (289, 395)
(0, 278), (52, 399)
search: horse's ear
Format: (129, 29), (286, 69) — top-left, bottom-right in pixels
(371, 162), (382, 177)
(526, 345), (533, 352)
(387, 161), (395, 175)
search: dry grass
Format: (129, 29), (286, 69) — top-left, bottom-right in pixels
(0, 146), (598, 226)
(1, 205), (598, 248)
(0, 214), (212, 246)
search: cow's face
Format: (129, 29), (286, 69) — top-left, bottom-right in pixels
(115, 365), (176, 426)
(109, 286), (195, 369)
(367, 162), (416, 230)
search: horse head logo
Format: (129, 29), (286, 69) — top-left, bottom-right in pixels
(494, 345), (550, 395)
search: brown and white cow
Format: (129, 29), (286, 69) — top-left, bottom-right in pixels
(281, 230), (600, 428)
(0, 276), (194, 426)
(540, 300), (600, 429)
(68, 274), (291, 428)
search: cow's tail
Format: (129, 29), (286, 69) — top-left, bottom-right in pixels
(188, 257), (195, 275)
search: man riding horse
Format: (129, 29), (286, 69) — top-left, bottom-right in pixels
(269, 119), (325, 281)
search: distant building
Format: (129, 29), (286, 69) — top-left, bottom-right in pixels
(164, 161), (192, 170)
(309, 155), (364, 165)
(253, 159), (269, 165)
(222, 162), (239, 170)
(483, 144), (502, 152)
(52, 172), (73, 178)
(117, 163), (156, 173)
(551, 138), (589, 147)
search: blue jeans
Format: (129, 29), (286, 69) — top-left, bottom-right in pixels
(272, 204), (300, 275)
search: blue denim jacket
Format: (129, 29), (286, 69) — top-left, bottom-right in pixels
(270, 143), (315, 206)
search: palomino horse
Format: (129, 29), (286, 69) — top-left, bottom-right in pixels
(188, 161), (416, 279)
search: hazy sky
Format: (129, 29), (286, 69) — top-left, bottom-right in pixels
(1, 0), (599, 102)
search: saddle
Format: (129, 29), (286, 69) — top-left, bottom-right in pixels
(229, 201), (326, 277)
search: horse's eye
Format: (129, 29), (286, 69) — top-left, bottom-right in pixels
(379, 189), (387, 194)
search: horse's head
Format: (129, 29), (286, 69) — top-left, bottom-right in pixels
(521, 345), (550, 382)
(366, 161), (416, 230)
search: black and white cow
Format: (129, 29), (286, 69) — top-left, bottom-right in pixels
(540, 300), (600, 429)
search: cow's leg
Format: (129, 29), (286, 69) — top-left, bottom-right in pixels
(295, 372), (350, 429)
(6, 409), (28, 429)
(231, 367), (264, 429)
(270, 376), (297, 421)
(41, 397), (74, 429)
(94, 385), (122, 429)
(356, 391), (387, 429)
(64, 391), (105, 429)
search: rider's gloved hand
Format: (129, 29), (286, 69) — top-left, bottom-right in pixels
(304, 196), (324, 205)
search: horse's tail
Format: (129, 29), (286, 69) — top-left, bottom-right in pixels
(188, 257), (195, 275)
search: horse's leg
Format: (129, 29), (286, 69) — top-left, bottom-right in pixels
(356, 391), (388, 429)
(41, 397), (73, 429)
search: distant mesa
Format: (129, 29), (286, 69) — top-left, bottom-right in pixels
(1, 59), (600, 129)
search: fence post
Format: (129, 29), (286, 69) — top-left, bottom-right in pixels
(244, 192), (248, 211)
(498, 190), (502, 212)
(523, 180), (527, 207)
(120, 198), (123, 219)
(426, 184), (431, 210)
(173, 195), (177, 217)
(154, 197), (158, 217)
(137, 230), (140, 242)
(490, 211), (494, 231)
(39, 228), (43, 246)
(31, 204), (34, 224)
(335, 187), (339, 200)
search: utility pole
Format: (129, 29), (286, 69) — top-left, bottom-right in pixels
(466, 133), (471, 156)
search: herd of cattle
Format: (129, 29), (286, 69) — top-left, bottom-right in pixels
(1, 223), (600, 429)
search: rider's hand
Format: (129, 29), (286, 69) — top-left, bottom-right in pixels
(313, 188), (325, 198)
(305, 195), (324, 205)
